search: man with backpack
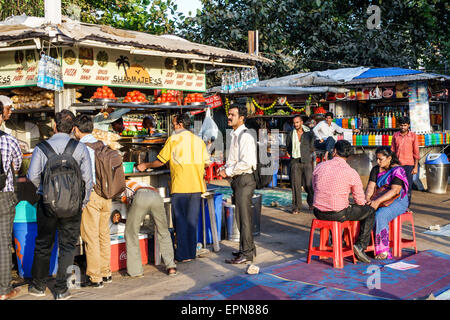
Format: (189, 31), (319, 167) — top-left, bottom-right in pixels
(219, 106), (257, 264)
(0, 101), (22, 300)
(73, 114), (125, 288)
(27, 110), (93, 300)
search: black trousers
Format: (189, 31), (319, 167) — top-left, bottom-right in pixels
(231, 173), (256, 259)
(313, 204), (375, 249)
(32, 197), (81, 293)
(290, 158), (314, 211)
(403, 165), (414, 206)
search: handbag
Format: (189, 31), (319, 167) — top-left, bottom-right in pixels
(370, 184), (400, 207)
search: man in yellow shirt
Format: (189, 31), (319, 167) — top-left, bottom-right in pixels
(137, 113), (210, 262)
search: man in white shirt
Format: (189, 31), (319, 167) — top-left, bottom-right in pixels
(219, 106), (257, 264)
(313, 112), (358, 160)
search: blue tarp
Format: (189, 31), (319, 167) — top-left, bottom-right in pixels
(355, 67), (424, 79)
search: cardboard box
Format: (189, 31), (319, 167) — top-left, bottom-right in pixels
(110, 234), (148, 272)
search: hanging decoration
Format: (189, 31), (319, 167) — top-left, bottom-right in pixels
(252, 97), (277, 111)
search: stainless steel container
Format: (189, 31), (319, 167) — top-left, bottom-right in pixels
(425, 164), (449, 194)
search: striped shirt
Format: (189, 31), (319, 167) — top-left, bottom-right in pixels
(312, 157), (366, 212)
(121, 180), (157, 204)
(0, 130), (22, 192)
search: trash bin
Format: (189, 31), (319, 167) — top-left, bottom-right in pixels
(252, 194), (262, 236)
(197, 193), (223, 244)
(13, 201), (58, 278)
(425, 153), (449, 194)
(224, 202), (239, 242)
(224, 194), (262, 241)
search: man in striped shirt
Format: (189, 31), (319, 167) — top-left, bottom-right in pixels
(121, 180), (177, 277)
(0, 101), (22, 300)
(312, 140), (376, 263)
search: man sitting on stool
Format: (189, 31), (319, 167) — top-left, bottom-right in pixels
(312, 140), (375, 263)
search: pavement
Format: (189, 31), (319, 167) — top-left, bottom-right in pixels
(10, 181), (450, 300)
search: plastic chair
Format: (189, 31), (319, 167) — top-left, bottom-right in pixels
(389, 211), (417, 258)
(307, 219), (356, 268)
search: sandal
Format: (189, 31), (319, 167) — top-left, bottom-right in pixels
(375, 252), (388, 260)
(167, 268), (177, 276)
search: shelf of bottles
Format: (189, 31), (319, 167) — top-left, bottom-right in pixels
(333, 105), (450, 147)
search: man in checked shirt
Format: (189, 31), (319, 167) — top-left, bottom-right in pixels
(0, 101), (22, 300)
(312, 140), (376, 263)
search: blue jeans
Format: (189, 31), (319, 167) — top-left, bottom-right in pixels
(314, 137), (336, 159)
(171, 193), (202, 261)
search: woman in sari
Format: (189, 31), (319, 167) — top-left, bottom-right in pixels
(365, 147), (409, 259)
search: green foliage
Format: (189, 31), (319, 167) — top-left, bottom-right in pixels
(0, 0), (182, 35)
(178, 0), (449, 81)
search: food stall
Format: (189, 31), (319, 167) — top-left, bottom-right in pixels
(0, 15), (272, 268)
(214, 67), (450, 188)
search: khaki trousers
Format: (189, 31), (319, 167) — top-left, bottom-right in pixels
(80, 191), (112, 283)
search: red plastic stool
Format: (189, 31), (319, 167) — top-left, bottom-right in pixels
(307, 219), (356, 268)
(389, 211), (418, 258)
(347, 221), (376, 254)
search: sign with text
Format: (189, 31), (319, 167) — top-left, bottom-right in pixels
(0, 49), (39, 88)
(409, 82), (431, 133)
(62, 47), (206, 92)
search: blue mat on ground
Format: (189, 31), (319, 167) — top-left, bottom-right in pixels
(176, 250), (450, 300)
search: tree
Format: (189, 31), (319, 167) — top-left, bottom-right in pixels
(0, 0), (183, 35)
(178, 0), (449, 81)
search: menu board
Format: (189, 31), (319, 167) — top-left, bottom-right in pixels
(62, 47), (206, 92)
(0, 49), (39, 88)
(409, 82), (431, 132)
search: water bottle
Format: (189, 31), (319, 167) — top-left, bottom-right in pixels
(245, 69), (252, 88)
(37, 54), (46, 88)
(241, 69), (247, 90)
(221, 72), (228, 93)
(229, 72), (236, 93)
(252, 67), (259, 86)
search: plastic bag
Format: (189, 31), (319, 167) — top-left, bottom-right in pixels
(200, 108), (219, 142)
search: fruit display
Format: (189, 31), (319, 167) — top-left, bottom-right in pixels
(184, 93), (205, 104)
(10, 87), (55, 110)
(313, 106), (327, 114)
(91, 86), (117, 100)
(155, 92), (177, 104)
(120, 128), (148, 137)
(122, 90), (149, 103)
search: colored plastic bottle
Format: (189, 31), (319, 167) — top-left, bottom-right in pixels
(425, 134), (430, 146)
(392, 113), (396, 128)
(388, 134), (393, 146)
(352, 134), (356, 146)
(376, 132), (382, 146)
(356, 133), (362, 146)
(431, 133), (436, 145)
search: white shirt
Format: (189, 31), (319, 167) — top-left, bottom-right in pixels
(313, 120), (344, 142)
(224, 124), (257, 177)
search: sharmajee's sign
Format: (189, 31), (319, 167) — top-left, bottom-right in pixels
(0, 47), (206, 92)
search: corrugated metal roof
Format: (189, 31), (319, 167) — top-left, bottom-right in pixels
(0, 16), (273, 65)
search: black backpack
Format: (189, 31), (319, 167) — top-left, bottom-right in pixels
(37, 139), (85, 218)
(238, 129), (274, 189)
